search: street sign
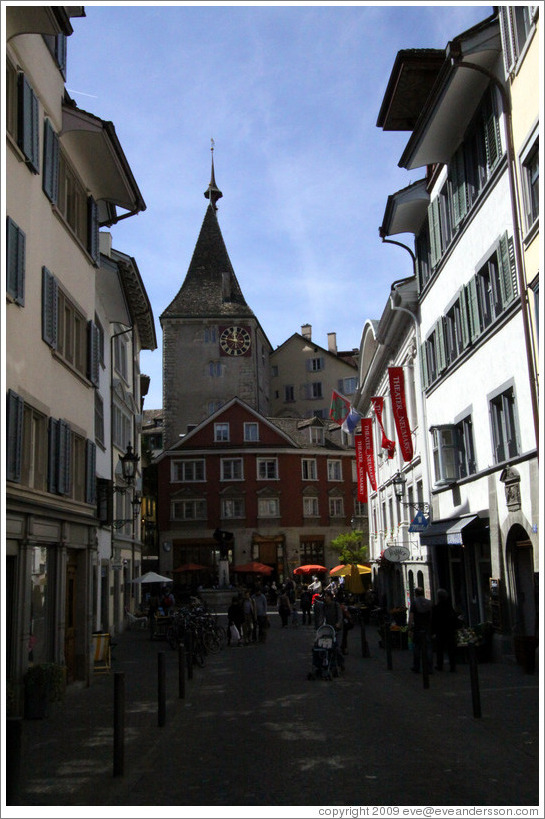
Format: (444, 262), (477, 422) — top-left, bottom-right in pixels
(409, 509), (429, 532)
(383, 545), (410, 562)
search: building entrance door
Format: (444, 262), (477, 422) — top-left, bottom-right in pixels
(65, 561), (77, 683)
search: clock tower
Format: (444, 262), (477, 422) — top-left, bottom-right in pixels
(160, 149), (272, 448)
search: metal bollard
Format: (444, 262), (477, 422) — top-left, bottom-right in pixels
(186, 630), (193, 680)
(467, 643), (482, 718)
(158, 651), (166, 726)
(178, 642), (186, 699)
(113, 672), (125, 777)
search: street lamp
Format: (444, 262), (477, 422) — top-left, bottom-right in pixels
(119, 442), (139, 485)
(392, 471), (429, 515)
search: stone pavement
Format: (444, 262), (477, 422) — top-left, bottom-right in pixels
(5, 611), (542, 814)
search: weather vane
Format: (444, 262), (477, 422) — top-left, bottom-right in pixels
(211, 137), (215, 153)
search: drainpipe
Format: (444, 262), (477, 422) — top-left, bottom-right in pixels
(379, 231), (434, 519)
(447, 44), (539, 454)
(110, 325), (134, 561)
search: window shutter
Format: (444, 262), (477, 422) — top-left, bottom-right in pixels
(436, 318), (447, 373)
(499, 6), (516, 77)
(459, 291), (470, 349)
(85, 439), (97, 504)
(466, 278), (481, 342)
(6, 390), (24, 482)
(42, 266), (58, 348)
(87, 197), (99, 263)
(428, 198), (441, 268)
(87, 320), (100, 386)
(56, 34), (67, 76)
(42, 119), (59, 204)
(58, 419), (71, 496)
(18, 73), (39, 172)
(451, 145), (468, 226)
(419, 343), (429, 390)
(48, 417), (59, 493)
(498, 232), (518, 307)
(6, 217), (26, 305)
(484, 91), (502, 171)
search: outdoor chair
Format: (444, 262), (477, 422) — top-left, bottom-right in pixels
(92, 632), (112, 673)
(125, 607), (148, 630)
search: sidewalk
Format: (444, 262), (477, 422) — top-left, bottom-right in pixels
(5, 612), (541, 813)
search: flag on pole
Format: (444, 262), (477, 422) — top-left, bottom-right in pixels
(342, 407), (362, 435)
(329, 390), (351, 425)
(388, 367), (413, 462)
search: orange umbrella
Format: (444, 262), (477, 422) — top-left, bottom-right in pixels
(233, 561), (273, 574)
(330, 564), (372, 577)
(293, 564), (327, 575)
(173, 563), (207, 572)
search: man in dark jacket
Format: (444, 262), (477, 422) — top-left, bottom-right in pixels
(408, 587), (433, 673)
(432, 588), (459, 671)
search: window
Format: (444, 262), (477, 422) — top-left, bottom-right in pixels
(57, 150), (99, 260)
(244, 422), (259, 442)
(257, 458), (278, 480)
(444, 293), (469, 365)
(17, 73), (40, 172)
(6, 60), (17, 139)
(57, 288), (87, 375)
(329, 497), (344, 517)
(208, 400), (224, 415)
(521, 138), (539, 231)
(43, 118), (59, 203)
(307, 357), (324, 372)
(172, 499), (207, 520)
(204, 326), (217, 343)
(172, 460), (205, 481)
(416, 223), (432, 291)
(271, 365), (279, 377)
(310, 427), (324, 445)
(214, 423), (229, 442)
(327, 460), (342, 481)
(302, 459), (317, 480)
(490, 387), (519, 463)
(339, 377), (358, 395)
(112, 406), (131, 451)
(432, 418), (477, 486)
(113, 331), (129, 381)
(43, 33), (67, 75)
(221, 498), (245, 519)
(303, 496), (319, 517)
(284, 385), (295, 402)
(221, 458), (243, 480)
(500, 5), (535, 76)
(299, 538), (324, 564)
(209, 361), (222, 377)
(258, 497), (280, 517)
(308, 382), (323, 399)
(466, 234), (518, 341)
(20, 403), (48, 491)
(6, 217), (25, 305)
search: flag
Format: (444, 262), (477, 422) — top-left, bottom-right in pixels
(371, 397), (396, 458)
(342, 407), (362, 435)
(388, 367), (413, 462)
(329, 390), (351, 425)
(355, 434), (368, 503)
(361, 418), (377, 490)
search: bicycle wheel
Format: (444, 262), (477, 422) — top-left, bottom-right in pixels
(215, 624), (227, 648)
(203, 630), (221, 654)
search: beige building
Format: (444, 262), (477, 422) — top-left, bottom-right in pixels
(5, 6), (153, 706)
(270, 325), (359, 425)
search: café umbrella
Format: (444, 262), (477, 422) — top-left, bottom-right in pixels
(293, 564), (327, 575)
(132, 571), (173, 585)
(233, 561), (273, 574)
(329, 564), (372, 577)
(173, 563), (207, 572)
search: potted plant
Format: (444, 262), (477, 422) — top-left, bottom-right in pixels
(24, 662), (66, 719)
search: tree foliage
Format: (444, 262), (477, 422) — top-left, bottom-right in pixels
(330, 531), (368, 565)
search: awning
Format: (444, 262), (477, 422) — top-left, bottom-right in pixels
(419, 515), (486, 546)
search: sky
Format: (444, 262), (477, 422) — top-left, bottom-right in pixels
(64, 1), (494, 409)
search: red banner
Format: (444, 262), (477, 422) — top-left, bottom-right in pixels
(371, 396), (396, 458)
(361, 418), (377, 491)
(355, 434), (367, 503)
(388, 367), (413, 462)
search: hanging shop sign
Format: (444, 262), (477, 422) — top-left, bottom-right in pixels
(383, 545), (410, 562)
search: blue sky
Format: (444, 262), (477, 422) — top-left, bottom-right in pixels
(66, 2), (493, 409)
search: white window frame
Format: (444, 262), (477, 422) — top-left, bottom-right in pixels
(214, 422), (230, 442)
(171, 498), (207, 520)
(327, 459), (342, 481)
(221, 458), (244, 481)
(258, 497), (280, 517)
(303, 496), (319, 517)
(329, 497), (345, 518)
(301, 458), (317, 480)
(172, 459), (205, 482)
(310, 427), (324, 445)
(244, 422), (259, 442)
(221, 497), (245, 519)
(257, 458), (279, 480)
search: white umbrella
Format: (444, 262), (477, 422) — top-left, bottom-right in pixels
(132, 571), (172, 584)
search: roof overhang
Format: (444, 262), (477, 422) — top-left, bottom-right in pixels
(6, 6), (85, 40)
(380, 179), (429, 237)
(96, 254), (131, 326)
(399, 19), (501, 170)
(61, 101), (146, 218)
(419, 514), (488, 546)
(377, 49), (445, 131)
(112, 250), (157, 351)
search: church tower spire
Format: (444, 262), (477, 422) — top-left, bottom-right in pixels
(204, 139), (223, 211)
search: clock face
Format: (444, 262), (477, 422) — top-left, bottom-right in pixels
(219, 326), (252, 356)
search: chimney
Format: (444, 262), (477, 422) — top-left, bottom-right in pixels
(301, 324), (312, 340)
(328, 332), (337, 354)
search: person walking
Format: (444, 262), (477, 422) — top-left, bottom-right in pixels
(277, 586), (292, 628)
(241, 590), (256, 645)
(227, 594), (244, 647)
(299, 585), (312, 625)
(408, 587), (433, 674)
(432, 588), (459, 672)
(252, 585), (269, 643)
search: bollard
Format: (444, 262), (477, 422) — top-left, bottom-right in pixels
(422, 634), (430, 689)
(158, 651), (166, 727)
(360, 614), (370, 658)
(186, 630), (193, 680)
(467, 643), (482, 718)
(178, 642), (186, 699)
(385, 623), (393, 670)
(113, 672), (125, 777)
(6, 716), (22, 804)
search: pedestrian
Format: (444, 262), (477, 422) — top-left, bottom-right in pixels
(408, 587), (433, 674)
(277, 586), (292, 628)
(340, 601), (354, 655)
(432, 588), (459, 672)
(241, 590), (256, 645)
(319, 590), (344, 670)
(299, 584), (312, 625)
(227, 595), (244, 646)
(252, 585), (269, 643)
(308, 575), (322, 595)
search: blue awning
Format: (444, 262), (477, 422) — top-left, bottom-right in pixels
(419, 515), (486, 546)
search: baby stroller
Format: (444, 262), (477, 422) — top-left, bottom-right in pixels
(307, 624), (342, 680)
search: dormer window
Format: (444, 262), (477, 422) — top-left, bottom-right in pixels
(310, 427), (324, 445)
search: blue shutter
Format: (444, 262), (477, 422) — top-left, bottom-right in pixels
(42, 267), (58, 348)
(87, 321), (100, 385)
(18, 73), (39, 172)
(48, 417), (59, 493)
(85, 439), (97, 504)
(58, 419), (71, 496)
(6, 390), (24, 482)
(42, 119), (59, 203)
(6, 217), (26, 305)
(87, 197), (99, 263)
(56, 34), (67, 76)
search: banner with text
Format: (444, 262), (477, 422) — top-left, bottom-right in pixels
(388, 367), (413, 462)
(371, 396), (396, 458)
(361, 418), (377, 491)
(355, 433), (368, 503)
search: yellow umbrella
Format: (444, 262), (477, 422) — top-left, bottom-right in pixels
(330, 564), (371, 577)
(347, 564), (365, 594)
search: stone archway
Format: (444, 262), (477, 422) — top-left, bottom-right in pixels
(506, 523), (538, 671)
